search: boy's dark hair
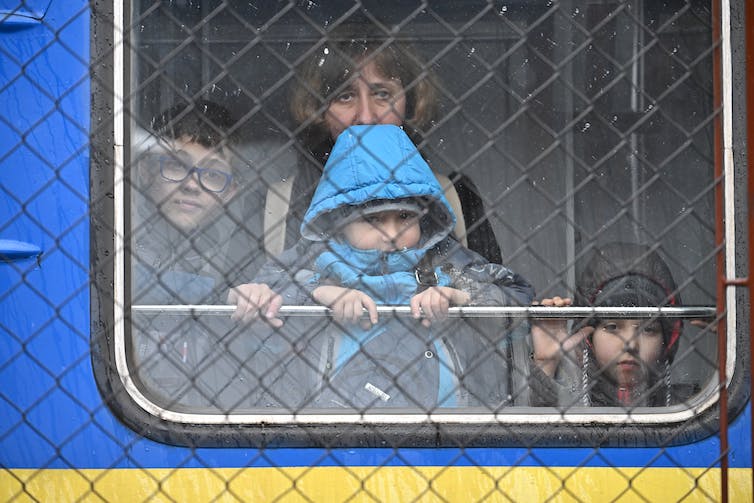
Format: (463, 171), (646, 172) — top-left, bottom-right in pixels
(150, 99), (237, 149)
(290, 24), (438, 155)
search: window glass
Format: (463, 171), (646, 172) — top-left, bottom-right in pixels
(124, 1), (718, 419)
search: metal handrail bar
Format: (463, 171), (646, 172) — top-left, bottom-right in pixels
(131, 305), (718, 319)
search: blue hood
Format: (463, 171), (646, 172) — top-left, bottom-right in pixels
(301, 125), (455, 250)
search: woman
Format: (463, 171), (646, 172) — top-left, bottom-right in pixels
(283, 25), (503, 264)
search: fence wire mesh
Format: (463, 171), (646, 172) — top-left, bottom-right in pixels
(1, 0), (749, 501)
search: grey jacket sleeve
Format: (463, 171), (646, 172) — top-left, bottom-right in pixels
(461, 262), (534, 306)
(432, 238), (535, 306)
(473, 263), (534, 306)
(251, 240), (324, 305)
(446, 264), (506, 306)
(528, 349), (584, 407)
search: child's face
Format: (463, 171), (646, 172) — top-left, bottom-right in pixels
(141, 137), (235, 232)
(342, 209), (421, 251)
(592, 319), (664, 390)
(325, 61), (406, 140)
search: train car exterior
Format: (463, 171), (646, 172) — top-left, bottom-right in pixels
(1, 1), (752, 501)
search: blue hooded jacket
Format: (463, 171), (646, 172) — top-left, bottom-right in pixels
(301, 124), (455, 245)
(249, 125), (534, 410)
(300, 124), (457, 304)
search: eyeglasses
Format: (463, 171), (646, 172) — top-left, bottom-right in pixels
(146, 154), (234, 193)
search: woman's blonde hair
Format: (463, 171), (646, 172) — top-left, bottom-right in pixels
(290, 27), (439, 152)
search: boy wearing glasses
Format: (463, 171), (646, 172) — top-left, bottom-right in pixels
(132, 99), (242, 305)
(131, 100), (255, 411)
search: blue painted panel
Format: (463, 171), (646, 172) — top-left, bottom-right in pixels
(0, 0), (101, 471)
(0, 1), (52, 23)
(0, 1), (750, 479)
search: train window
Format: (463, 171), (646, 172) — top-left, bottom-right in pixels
(99, 0), (736, 445)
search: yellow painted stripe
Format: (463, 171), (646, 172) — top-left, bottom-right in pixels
(1, 466), (751, 502)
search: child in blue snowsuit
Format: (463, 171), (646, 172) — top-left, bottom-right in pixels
(232, 125), (533, 410)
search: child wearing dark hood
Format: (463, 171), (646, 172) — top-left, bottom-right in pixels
(230, 124), (533, 409)
(530, 242), (694, 407)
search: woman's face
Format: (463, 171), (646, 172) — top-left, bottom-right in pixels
(592, 319), (664, 390)
(324, 61), (407, 140)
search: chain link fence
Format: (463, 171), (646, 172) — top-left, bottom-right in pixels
(2, 0), (750, 501)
